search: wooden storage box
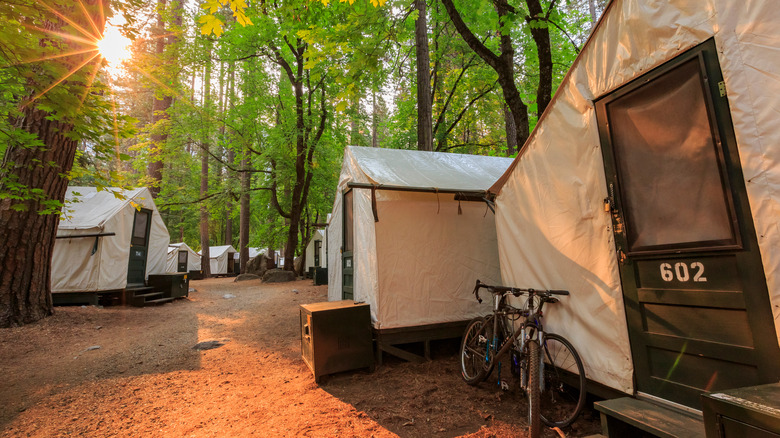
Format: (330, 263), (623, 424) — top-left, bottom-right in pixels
(299, 300), (373, 382)
(702, 383), (780, 437)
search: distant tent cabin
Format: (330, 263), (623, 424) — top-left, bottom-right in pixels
(328, 146), (512, 362)
(232, 247), (265, 274)
(303, 229), (326, 278)
(166, 242), (201, 273)
(200, 245), (238, 276)
(51, 187), (170, 299)
(489, 0), (780, 427)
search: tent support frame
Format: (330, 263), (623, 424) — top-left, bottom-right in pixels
(346, 182), (495, 221)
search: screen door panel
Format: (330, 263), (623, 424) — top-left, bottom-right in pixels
(607, 58), (737, 253)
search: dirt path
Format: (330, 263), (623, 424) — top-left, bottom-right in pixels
(0, 278), (600, 437)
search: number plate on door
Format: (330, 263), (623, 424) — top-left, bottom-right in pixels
(636, 256), (741, 290)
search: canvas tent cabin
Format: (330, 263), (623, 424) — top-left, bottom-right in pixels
(201, 245), (237, 275)
(166, 242), (201, 273)
(52, 187), (170, 297)
(304, 229), (326, 272)
(232, 247), (265, 274)
(328, 146), (512, 362)
(489, 0), (780, 433)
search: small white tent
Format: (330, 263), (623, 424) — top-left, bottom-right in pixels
(166, 242), (201, 273)
(489, 0), (780, 411)
(52, 187), (170, 292)
(304, 229), (326, 272)
(327, 146), (512, 331)
(200, 245), (237, 275)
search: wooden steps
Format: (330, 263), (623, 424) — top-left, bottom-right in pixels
(125, 286), (173, 307)
(54, 274), (188, 308)
(595, 397), (705, 438)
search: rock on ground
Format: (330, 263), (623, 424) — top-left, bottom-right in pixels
(262, 269), (296, 283)
(234, 274), (260, 282)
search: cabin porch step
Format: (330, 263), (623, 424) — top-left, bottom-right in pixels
(143, 297), (176, 305)
(594, 397), (705, 438)
(127, 289), (164, 307)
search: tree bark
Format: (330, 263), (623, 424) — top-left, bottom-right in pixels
(503, 104), (517, 155)
(415, 0), (433, 151)
(371, 90), (379, 148)
(350, 97), (360, 145)
(0, 107), (78, 327)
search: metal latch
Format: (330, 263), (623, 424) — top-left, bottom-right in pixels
(718, 81), (727, 97)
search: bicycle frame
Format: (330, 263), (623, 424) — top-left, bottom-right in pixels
(487, 291), (547, 392)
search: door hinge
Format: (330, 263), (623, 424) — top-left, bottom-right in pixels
(718, 81), (727, 97)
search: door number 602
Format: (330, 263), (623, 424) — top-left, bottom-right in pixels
(660, 262), (707, 282)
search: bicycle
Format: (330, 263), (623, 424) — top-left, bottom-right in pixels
(459, 280), (586, 438)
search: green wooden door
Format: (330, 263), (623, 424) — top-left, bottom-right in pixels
(342, 189), (354, 300)
(596, 39), (780, 409)
(127, 209), (152, 286)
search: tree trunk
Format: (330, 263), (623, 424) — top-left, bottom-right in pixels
(526, 0), (553, 118)
(503, 104), (517, 155)
(147, 0), (170, 197)
(239, 152), (250, 274)
(350, 97), (360, 145)
(199, 40), (212, 277)
(415, 0), (433, 151)
(371, 90), (379, 148)
(0, 107), (79, 327)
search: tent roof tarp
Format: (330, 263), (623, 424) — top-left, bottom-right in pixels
(59, 187), (149, 232)
(345, 146), (513, 192)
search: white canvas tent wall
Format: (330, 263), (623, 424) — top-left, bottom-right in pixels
(166, 242), (201, 273)
(201, 245), (237, 274)
(327, 146), (512, 329)
(304, 229), (326, 272)
(489, 0), (780, 397)
(52, 187), (170, 292)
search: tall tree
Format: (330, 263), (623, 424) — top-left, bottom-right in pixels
(0, 0), (127, 326)
(199, 39), (213, 277)
(265, 36), (328, 272)
(146, 0), (183, 197)
(441, 0), (530, 149)
(414, 0), (433, 151)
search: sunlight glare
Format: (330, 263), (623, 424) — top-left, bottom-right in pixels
(98, 25), (131, 67)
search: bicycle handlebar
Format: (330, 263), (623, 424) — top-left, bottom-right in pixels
(472, 279), (569, 304)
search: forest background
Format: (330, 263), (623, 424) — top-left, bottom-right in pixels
(0, 0), (606, 326)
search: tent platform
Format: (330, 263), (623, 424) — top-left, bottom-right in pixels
(374, 320), (469, 365)
(52, 274), (188, 308)
(595, 397), (704, 438)
(52, 290), (121, 307)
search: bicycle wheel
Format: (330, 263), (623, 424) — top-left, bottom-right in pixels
(540, 333), (586, 428)
(460, 316), (495, 384)
(526, 339), (541, 438)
